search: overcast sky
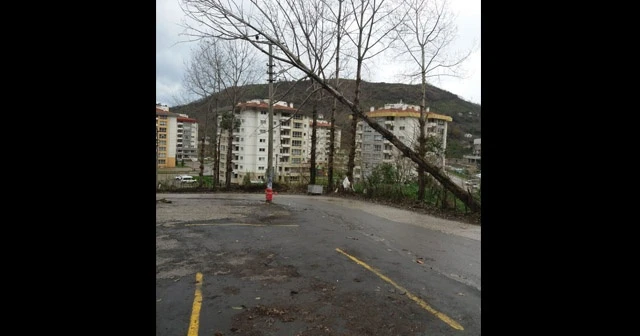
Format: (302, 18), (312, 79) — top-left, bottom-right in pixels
(156, 0), (480, 107)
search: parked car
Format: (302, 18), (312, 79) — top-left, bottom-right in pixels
(175, 175), (197, 183)
(465, 179), (480, 188)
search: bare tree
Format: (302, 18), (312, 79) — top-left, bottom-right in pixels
(179, 0), (480, 211)
(183, 40), (224, 188)
(218, 40), (261, 188)
(393, 0), (473, 201)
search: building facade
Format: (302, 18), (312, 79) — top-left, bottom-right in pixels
(176, 114), (199, 162)
(463, 138), (481, 168)
(156, 104), (179, 168)
(354, 101), (452, 182)
(217, 99), (341, 185)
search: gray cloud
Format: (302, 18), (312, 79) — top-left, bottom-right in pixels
(156, 0), (480, 106)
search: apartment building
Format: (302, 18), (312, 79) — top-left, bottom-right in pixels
(176, 114), (199, 162)
(312, 119), (342, 174)
(156, 104), (179, 168)
(217, 99), (341, 185)
(354, 101), (452, 182)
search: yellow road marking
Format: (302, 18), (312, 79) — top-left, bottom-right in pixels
(335, 248), (464, 331)
(185, 223), (299, 227)
(187, 272), (203, 336)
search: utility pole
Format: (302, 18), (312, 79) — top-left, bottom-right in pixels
(267, 43), (274, 189)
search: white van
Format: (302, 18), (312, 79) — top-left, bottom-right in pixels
(175, 175), (197, 183)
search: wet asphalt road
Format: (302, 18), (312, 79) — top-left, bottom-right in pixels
(156, 193), (481, 336)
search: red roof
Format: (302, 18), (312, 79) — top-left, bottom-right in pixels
(177, 117), (197, 123)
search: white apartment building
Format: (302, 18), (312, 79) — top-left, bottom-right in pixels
(354, 101), (452, 182)
(312, 119), (342, 172)
(218, 99), (341, 185)
(176, 114), (199, 162)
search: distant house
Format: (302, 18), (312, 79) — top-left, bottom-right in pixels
(463, 138), (481, 168)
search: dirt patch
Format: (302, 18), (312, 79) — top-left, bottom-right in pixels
(227, 279), (426, 336)
(212, 250), (300, 282)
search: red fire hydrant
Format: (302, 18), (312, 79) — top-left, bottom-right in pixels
(265, 187), (273, 203)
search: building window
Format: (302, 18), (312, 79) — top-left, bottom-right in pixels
(159, 134), (167, 139)
(294, 122), (302, 129)
(159, 147), (166, 151)
(292, 131), (302, 137)
(292, 140), (302, 146)
(292, 158), (301, 164)
(259, 157), (265, 161)
(261, 111), (267, 115)
(374, 135), (382, 141)
(261, 120), (266, 124)
(260, 129), (267, 134)
(159, 127), (167, 132)
(259, 148), (265, 152)
(159, 159), (166, 164)
(374, 145), (381, 151)
(292, 149), (302, 155)
(259, 166), (265, 170)
(399, 126), (405, 130)
(159, 121), (166, 126)
(260, 138), (266, 143)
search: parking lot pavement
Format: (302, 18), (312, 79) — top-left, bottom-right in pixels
(156, 194), (480, 336)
